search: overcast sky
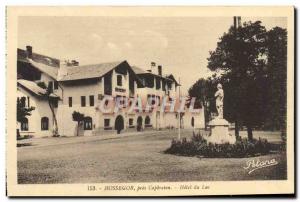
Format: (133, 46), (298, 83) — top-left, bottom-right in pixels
(18, 16), (287, 94)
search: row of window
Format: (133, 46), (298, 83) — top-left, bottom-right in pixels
(147, 94), (161, 106)
(20, 116), (93, 131)
(68, 95), (95, 107)
(20, 117), (49, 131)
(104, 116), (151, 127)
(20, 116), (153, 132)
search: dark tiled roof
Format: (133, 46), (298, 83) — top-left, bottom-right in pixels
(58, 61), (125, 81)
(131, 66), (149, 74)
(17, 49), (60, 67)
(17, 79), (58, 97)
(131, 66), (175, 83)
(17, 48), (60, 79)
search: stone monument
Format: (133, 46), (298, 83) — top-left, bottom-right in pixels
(207, 83), (235, 144)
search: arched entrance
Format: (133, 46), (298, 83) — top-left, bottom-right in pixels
(114, 115), (124, 134)
(191, 117), (194, 127)
(137, 116), (143, 131)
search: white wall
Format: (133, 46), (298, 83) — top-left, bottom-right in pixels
(17, 87), (53, 137)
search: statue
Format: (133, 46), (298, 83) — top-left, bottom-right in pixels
(215, 83), (224, 119)
(206, 83), (235, 144)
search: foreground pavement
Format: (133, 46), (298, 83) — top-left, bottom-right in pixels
(17, 130), (286, 183)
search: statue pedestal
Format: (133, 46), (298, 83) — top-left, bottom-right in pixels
(206, 118), (236, 144)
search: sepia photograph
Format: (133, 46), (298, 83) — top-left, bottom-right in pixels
(6, 6), (294, 196)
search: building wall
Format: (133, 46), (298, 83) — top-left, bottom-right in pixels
(17, 87), (53, 137)
(57, 79), (102, 136)
(18, 65), (205, 137)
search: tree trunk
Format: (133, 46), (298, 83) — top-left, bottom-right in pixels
(235, 120), (239, 138)
(48, 100), (59, 137)
(77, 121), (80, 136)
(247, 125), (253, 141)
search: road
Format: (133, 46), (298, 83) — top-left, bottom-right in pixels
(17, 130), (287, 184)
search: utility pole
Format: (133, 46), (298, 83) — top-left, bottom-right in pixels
(233, 16), (241, 138)
(178, 77), (181, 140)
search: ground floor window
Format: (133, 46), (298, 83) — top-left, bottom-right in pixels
(129, 118), (134, 128)
(20, 118), (28, 131)
(41, 117), (49, 130)
(104, 119), (110, 127)
(129, 118), (133, 126)
(145, 116), (152, 127)
(84, 116), (93, 130)
(104, 118), (112, 130)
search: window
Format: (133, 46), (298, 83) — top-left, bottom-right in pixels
(157, 96), (161, 106)
(167, 82), (172, 90)
(162, 80), (166, 91)
(84, 117), (93, 130)
(81, 96), (86, 107)
(156, 78), (161, 90)
(68, 97), (72, 107)
(129, 118), (133, 126)
(145, 116), (151, 127)
(123, 96), (127, 108)
(105, 99), (109, 106)
(152, 95), (156, 105)
(147, 94), (151, 104)
(104, 119), (110, 127)
(117, 75), (122, 86)
(89, 95), (94, 106)
(41, 117), (49, 130)
(54, 81), (58, 90)
(20, 118), (28, 131)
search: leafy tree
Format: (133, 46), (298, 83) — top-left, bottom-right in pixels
(37, 81), (60, 137)
(188, 77), (215, 129)
(265, 27), (287, 139)
(72, 111), (85, 136)
(17, 98), (35, 138)
(17, 99), (35, 122)
(206, 21), (287, 141)
(207, 21), (269, 140)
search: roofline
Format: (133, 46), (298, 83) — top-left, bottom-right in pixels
(27, 58), (58, 81)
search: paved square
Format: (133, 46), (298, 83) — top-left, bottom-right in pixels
(17, 130), (287, 183)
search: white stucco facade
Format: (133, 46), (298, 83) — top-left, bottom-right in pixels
(17, 47), (205, 137)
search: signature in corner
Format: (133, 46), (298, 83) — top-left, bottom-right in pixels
(243, 158), (278, 174)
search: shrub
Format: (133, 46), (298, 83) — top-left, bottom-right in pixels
(165, 133), (276, 158)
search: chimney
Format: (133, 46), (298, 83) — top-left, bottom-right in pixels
(151, 62), (156, 73)
(26, 45), (32, 59)
(233, 16), (241, 29)
(158, 65), (162, 76)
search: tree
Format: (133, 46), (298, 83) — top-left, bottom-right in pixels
(17, 98), (35, 138)
(265, 27), (287, 140)
(207, 21), (269, 140)
(188, 77), (215, 129)
(37, 81), (60, 137)
(72, 111), (85, 136)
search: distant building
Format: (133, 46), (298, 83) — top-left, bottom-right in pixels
(17, 46), (205, 137)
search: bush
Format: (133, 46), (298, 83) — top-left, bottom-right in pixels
(165, 133), (275, 158)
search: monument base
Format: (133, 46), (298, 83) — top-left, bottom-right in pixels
(206, 118), (236, 144)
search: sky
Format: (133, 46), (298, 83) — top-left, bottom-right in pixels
(18, 16), (287, 94)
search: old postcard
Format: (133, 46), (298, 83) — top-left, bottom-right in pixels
(6, 6), (294, 196)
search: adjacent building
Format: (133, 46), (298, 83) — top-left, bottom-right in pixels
(17, 46), (205, 137)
